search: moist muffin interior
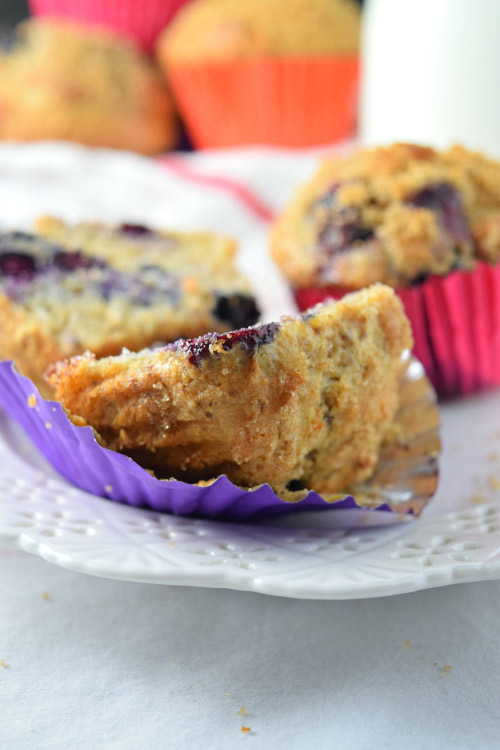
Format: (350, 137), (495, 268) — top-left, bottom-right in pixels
(46, 285), (412, 499)
(0, 220), (259, 392)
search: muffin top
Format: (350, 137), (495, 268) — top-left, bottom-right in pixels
(0, 19), (176, 154)
(159, 0), (360, 64)
(271, 143), (500, 289)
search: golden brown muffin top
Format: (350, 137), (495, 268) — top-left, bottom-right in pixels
(271, 143), (500, 289)
(159, 0), (360, 64)
(0, 19), (176, 154)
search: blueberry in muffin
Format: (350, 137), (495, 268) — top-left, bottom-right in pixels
(0, 219), (258, 393)
(271, 143), (500, 290)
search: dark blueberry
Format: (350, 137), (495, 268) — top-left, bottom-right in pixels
(4, 231), (38, 242)
(139, 264), (163, 273)
(0, 231), (62, 255)
(212, 293), (260, 329)
(53, 250), (103, 271)
(314, 182), (340, 209)
(0, 252), (38, 279)
(313, 182), (374, 258)
(317, 211), (374, 257)
(286, 479), (305, 492)
(119, 223), (154, 237)
(97, 278), (114, 301)
(166, 321), (280, 366)
(406, 182), (471, 245)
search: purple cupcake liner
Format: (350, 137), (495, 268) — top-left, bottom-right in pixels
(0, 358), (439, 522)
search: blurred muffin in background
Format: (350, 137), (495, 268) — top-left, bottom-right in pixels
(0, 19), (177, 154)
(157, 0), (361, 148)
(28, 0), (193, 54)
(271, 142), (500, 397)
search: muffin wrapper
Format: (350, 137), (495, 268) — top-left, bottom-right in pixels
(0, 355), (439, 522)
(166, 56), (359, 148)
(28, 0), (190, 53)
(294, 262), (500, 398)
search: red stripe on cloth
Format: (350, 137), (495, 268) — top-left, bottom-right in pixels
(158, 157), (276, 223)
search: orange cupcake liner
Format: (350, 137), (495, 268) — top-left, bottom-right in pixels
(293, 262), (500, 399)
(166, 56), (360, 148)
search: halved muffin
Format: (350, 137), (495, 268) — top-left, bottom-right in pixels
(47, 285), (412, 498)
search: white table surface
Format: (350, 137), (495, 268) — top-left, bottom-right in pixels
(2, 551), (500, 749)
(1, 142), (499, 749)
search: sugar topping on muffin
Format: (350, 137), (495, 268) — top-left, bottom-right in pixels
(158, 0), (360, 64)
(271, 143), (500, 289)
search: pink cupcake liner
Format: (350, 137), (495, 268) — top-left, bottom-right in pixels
(294, 261), (500, 398)
(28, 0), (192, 52)
(0, 358), (439, 522)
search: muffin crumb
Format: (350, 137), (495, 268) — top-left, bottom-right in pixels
(489, 475), (500, 491)
(471, 494), (486, 505)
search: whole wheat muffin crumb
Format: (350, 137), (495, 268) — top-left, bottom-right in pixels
(489, 475), (500, 491)
(471, 494), (486, 505)
(46, 285), (412, 499)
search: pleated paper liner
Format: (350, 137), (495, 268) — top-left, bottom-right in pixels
(294, 262), (500, 399)
(163, 56), (359, 148)
(28, 0), (190, 53)
(0, 353), (439, 523)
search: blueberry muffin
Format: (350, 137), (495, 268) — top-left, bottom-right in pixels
(271, 143), (500, 290)
(0, 19), (176, 154)
(156, 0), (360, 149)
(158, 0), (360, 64)
(0, 219), (258, 393)
(46, 285), (412, 499)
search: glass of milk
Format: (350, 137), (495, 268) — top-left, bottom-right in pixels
(360, 0), (500, 157)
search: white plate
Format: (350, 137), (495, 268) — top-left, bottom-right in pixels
(1, 387), (500, 600)
(0, 142), (500, 599)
